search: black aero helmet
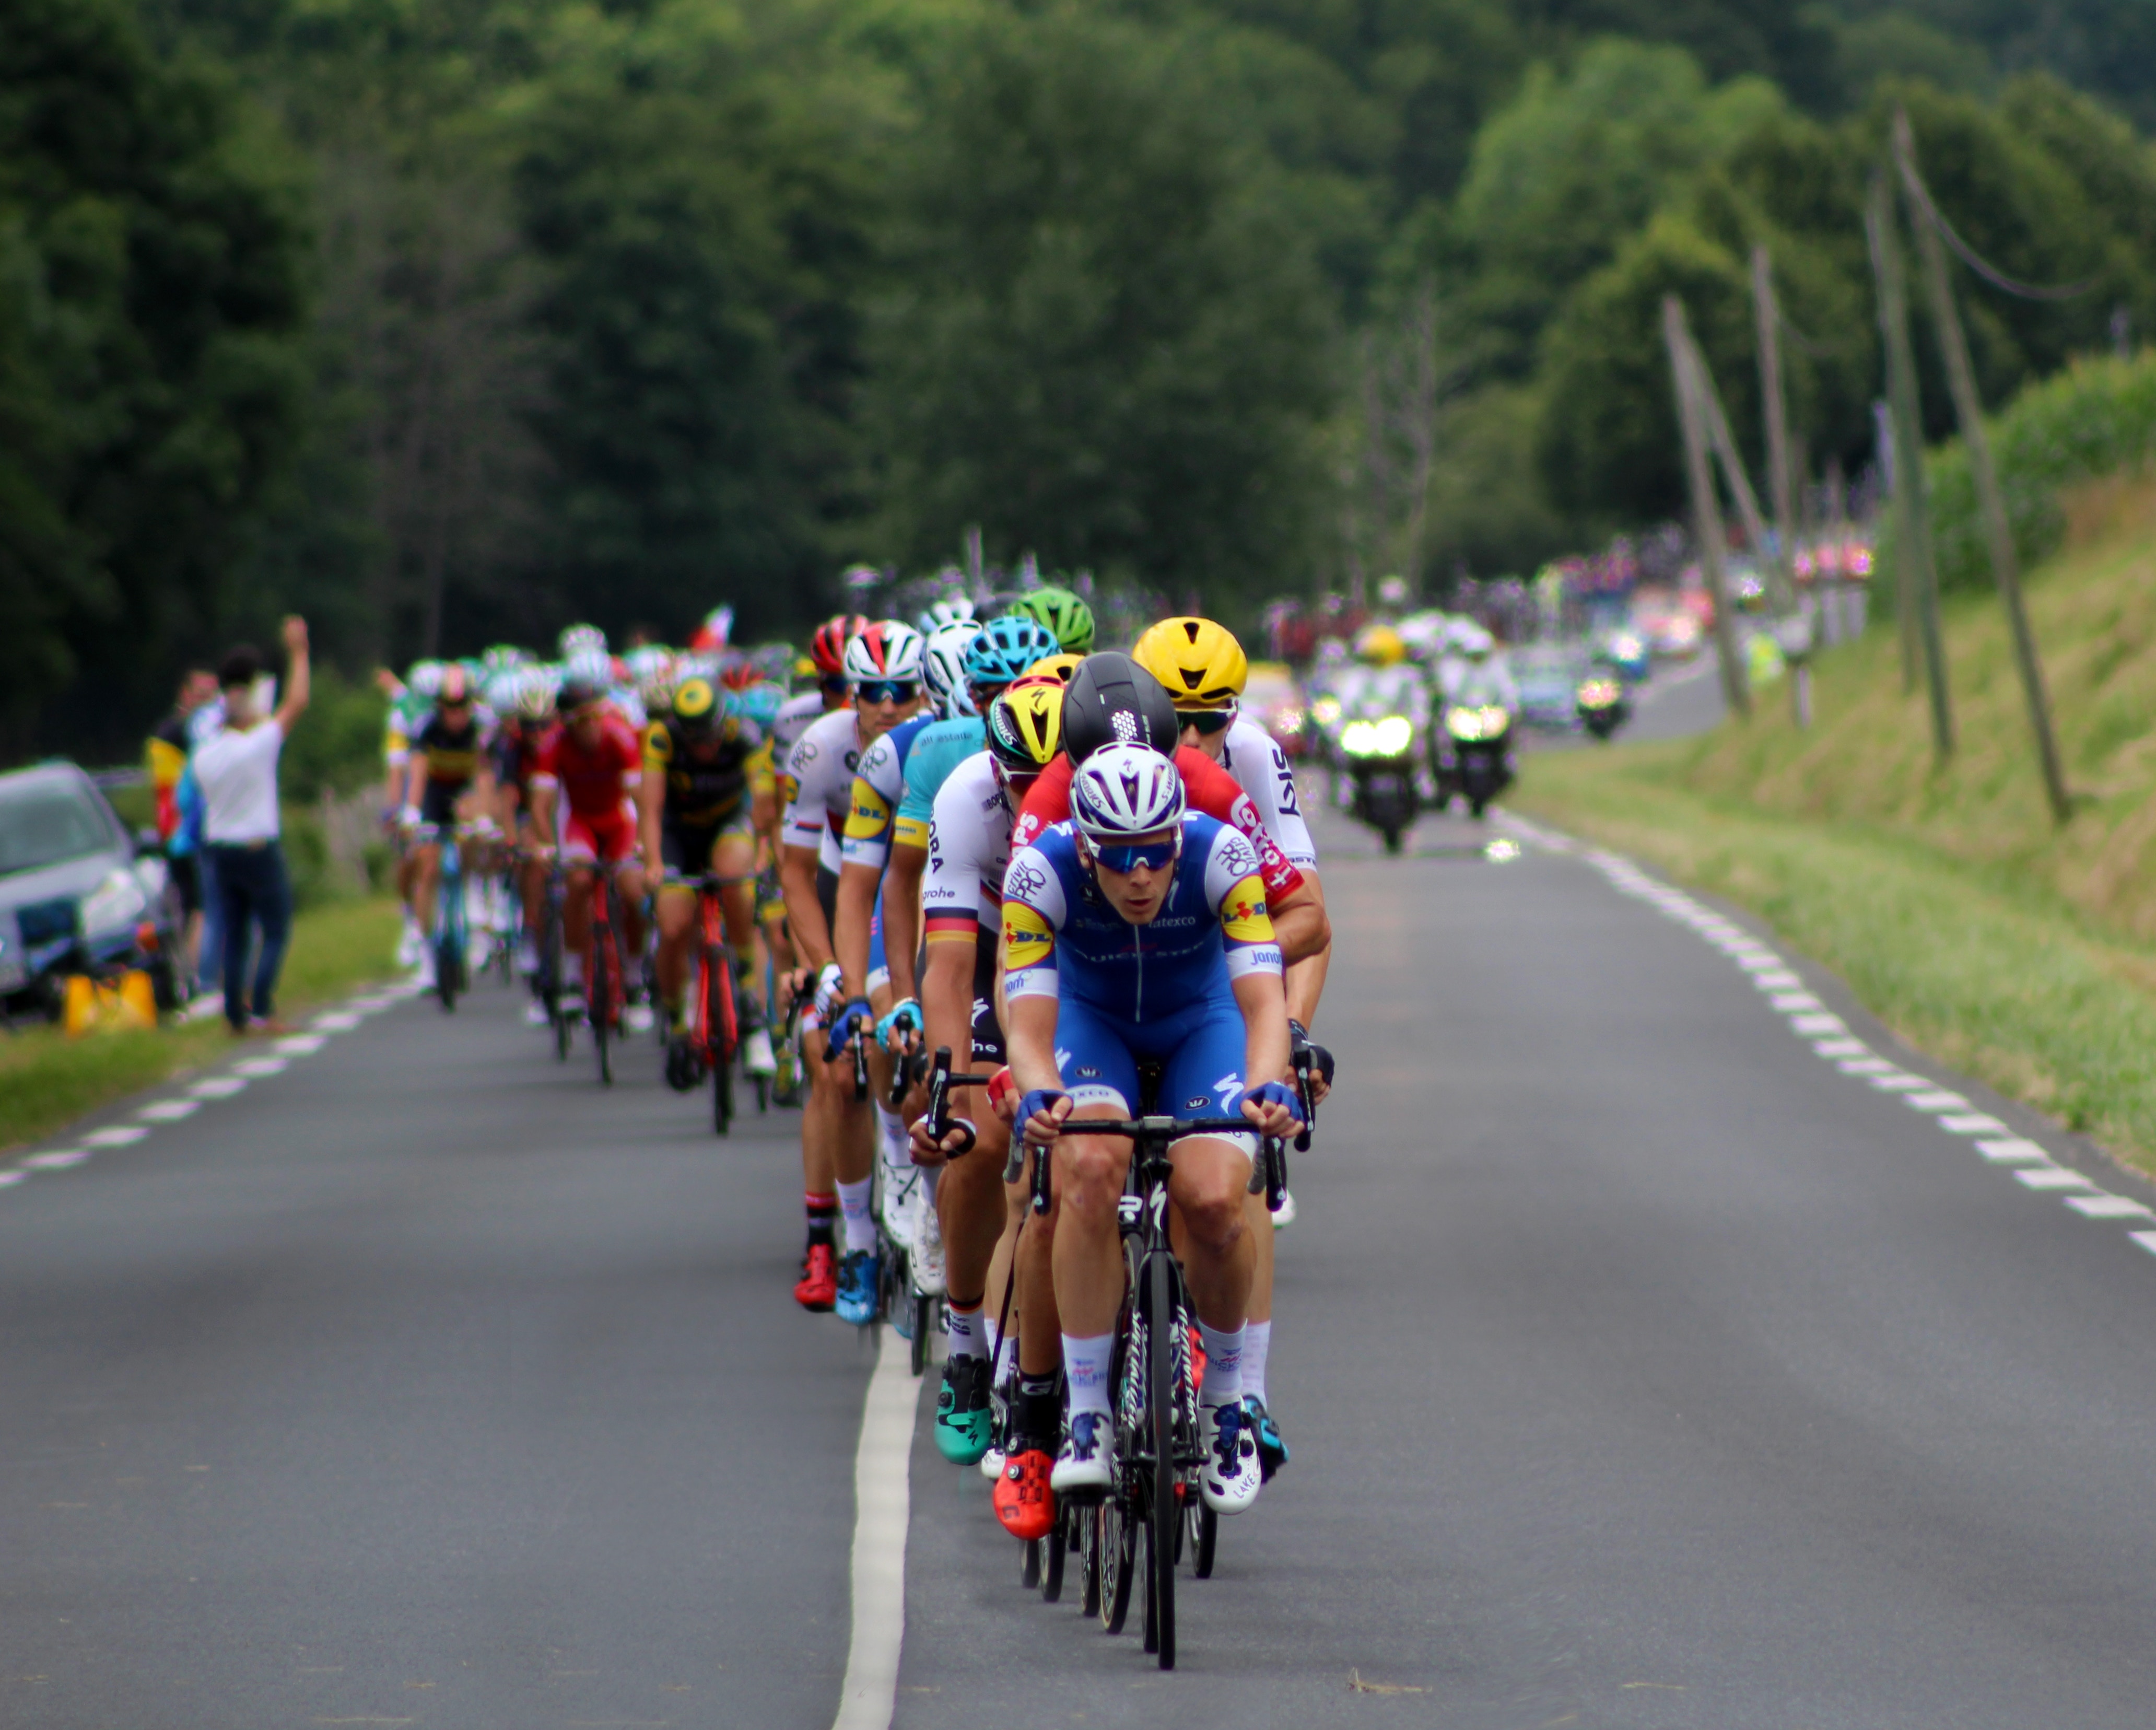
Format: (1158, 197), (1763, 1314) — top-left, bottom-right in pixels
(1059, 652), (1179, 765)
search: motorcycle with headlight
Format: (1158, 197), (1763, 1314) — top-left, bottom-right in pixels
(1337, 712), (1421, 854)
(1435, 703), (1514, 817)
(1575, 674), (1629, 742)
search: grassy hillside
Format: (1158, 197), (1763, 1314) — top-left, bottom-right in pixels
(1515, 476), (2156, 1171)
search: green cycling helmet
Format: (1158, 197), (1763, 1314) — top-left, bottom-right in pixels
(1010, 585), (1095, 656)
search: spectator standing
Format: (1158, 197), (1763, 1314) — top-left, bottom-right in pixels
(192, 618), (310, 1033)
(146, 669), (220, 990)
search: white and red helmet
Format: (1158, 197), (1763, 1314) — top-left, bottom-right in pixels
(842, 619), (926, 684)
(1070, 742), (1185, 840)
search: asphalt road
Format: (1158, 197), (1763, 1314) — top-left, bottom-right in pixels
(11, 800), (2156, 1727)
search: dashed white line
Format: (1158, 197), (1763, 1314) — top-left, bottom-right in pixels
(1904, 1091), (1971, 1112)
(189, 1076), (248, 1099)
(232, 1057), (287, 1078)
(1939, 1114), (2011, 1136)
(2066, 1195), (2152, 1219)
(82, 1126), (148, 1148)
(137, 1100), (201, 1123)
(1976, 1139), (2052, 1163)
(275, 1034), (329, 1056)
(21, 1150), (89, 1170)
(1769, 992), (1825, 1011)
(2014, 1167), (2094, 1190)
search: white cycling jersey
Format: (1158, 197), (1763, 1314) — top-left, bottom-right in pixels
(921, 750), (1017, 942)
(771, 689), (829, 756)
(780, 707), (866, 873)
(1215, 717), (1316, 869)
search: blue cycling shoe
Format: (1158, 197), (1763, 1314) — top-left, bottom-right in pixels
(835, 1247), (881, 1325)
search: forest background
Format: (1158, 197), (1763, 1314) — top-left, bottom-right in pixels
(8, 0), (2156, 759)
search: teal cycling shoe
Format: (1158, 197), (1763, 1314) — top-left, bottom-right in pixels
(835, 1247), (881, 1326)
(933, 1355), (993, 1464)
(1244, 1393), (1288, 1481)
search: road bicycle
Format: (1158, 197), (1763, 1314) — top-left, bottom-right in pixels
(416, 822), (468, 1012)
(924, 1046), (1313, 1670)
(667, 869), (770, 1134)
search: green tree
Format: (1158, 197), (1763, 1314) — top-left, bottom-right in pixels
(510, 0), (882, 641)
(867, 5), (1337, 611)
(0, 0), (310, 760)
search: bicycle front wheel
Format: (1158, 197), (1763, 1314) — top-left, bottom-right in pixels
(592, 934), (614, 1086)
(1147, 1250), (1178, 1670)
(707, 947), (734, 1136)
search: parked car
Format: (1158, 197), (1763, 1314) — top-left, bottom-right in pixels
(0, 762), (186, 1021)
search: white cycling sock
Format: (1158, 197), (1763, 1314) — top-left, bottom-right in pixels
(921, 1164), (941, 1204)
(1241, 1319), (1272, 1405)
(876, 1103), (910, 1171)
(563, 952), (583, 988)
(991, 1328), (1019, 1388)
(1198, 1320), (1245, 1410)
(837, 1177), (876, 1254)
(1062, 1332), (1115, 1422)
(945, 1304), (986, 1361)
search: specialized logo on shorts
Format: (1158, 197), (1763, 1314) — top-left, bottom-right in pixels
(1186, 1096), (1209, 1111)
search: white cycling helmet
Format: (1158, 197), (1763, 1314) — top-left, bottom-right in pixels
(1070, 742), (1185, 841)
(923, 619), (983, 717)
(407, 660), (444, 702)
(917, 591), (976, 635)
(567, 647), (614, 691)
(842, 619), (927, 683)
(513, 667), (555, 720)
(559, 623), (607, 659)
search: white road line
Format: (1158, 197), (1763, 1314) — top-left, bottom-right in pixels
(1976, 1139), (2053, 1163)
(2015, 1167), (2095, 1190)
(20, 1149), (89, 1170)
(2067, 1195), (2153, 1219)
(1869, 1074), (1928, 1090)
(83, 1126), (148, 1148)
(1769, 992), (1824, 1011)
(312, 1012), (364, 1031)
(1939, 1113), (2010, 1136)
(275, 1034), (329, 1056)
(136, 1100), (200, 1123)
(1753, 971), (1805, 990)
(1789, 1013), (1847, 1036)
(190, 1075), (249, 1099)
(1839, 1057), (1898, 1074)
(0, 1171), (24, 1188)
(830, 1333), (925, 1730)
(2132, 1233), (2156, 1258)
(232, 1057), (287, 1078)
(1904, 1091), (1971, 1112)
(1814, 1039), (1868, 1058)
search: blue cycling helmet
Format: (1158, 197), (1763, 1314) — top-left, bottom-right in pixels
(966, 614), (1061, 691)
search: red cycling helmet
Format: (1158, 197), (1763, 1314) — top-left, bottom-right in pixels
(810, 614), (871, 677)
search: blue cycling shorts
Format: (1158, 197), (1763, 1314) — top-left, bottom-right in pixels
(1054, 989), (1252, 1153)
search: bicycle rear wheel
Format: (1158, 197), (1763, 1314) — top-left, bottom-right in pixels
(592, 926), (614, 1087)
(1146, 1250), (1178, 1669)
(707, 945), (734, 1136)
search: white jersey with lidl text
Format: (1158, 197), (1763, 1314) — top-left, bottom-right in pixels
(1215, 717), (1316, 869)
(772, 691), (828, 757)
(780, 707), (864, 873)
(920, 751), (1017, 946)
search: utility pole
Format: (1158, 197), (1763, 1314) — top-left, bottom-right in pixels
(1864, 168), (1954, 762)
(1752, 246), (1799, 601)
(1664, 295), (1749, 720)
(1894, 110), (2070, 824)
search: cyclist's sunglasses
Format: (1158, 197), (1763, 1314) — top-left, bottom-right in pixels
(819, 674), (850, 698)
(857, 679), (920, 705)
(1092, 836), (1178, 875)
(1179, 706), (1235, 736)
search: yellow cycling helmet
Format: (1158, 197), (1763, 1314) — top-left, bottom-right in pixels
(672, 675), (719, 727)
(1024, 652), (1085, 686)
(1356, 623), (1407, 667)
(986, 681), (1065, 772)
(1132, 617), (1248, 711)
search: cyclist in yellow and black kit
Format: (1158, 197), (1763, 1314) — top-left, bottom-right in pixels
(400, 665), (496, 988)
(638, 675), (781, 1080)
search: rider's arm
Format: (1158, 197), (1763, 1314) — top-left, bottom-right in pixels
(1005, 992), (1062, 1097)
(1284, 867), (1329, 1026)
(833, 860), (880, 999)
(402, 750), (427, 819)
(528, 776), (558, 850)
(780, 844), (835, 973)
(1266, 873), (1330, 966)
(880, 843), (925, 1005)
(273, 616), (310, 734)
(637, 724), (669, 878)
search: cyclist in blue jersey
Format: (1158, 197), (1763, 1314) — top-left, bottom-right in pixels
(1002, 743), (1304, 1518)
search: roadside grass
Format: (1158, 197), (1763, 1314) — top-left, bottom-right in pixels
(1, 898), (402, 1154)
(1513, 476), (2156, 1177)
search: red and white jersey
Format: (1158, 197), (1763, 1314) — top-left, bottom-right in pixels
(531, 710), (643, 818)
(1215, 718), (1316, 869)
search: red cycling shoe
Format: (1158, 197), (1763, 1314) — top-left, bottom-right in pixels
(794, 1243), (837, 1312)
(993, 1446), (1056, 1542)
